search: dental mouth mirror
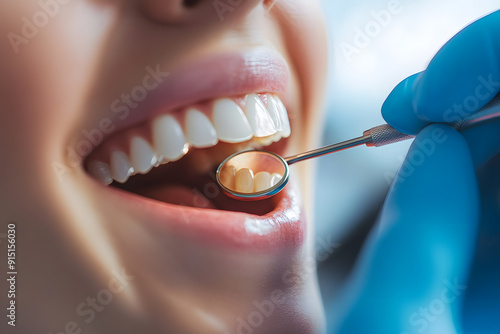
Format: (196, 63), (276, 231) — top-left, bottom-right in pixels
(217, 93), (500, 201)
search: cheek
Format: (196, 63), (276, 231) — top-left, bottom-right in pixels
(272, 0), (328, 147)
(0, 2), (117, 163)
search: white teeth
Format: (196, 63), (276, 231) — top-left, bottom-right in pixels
(88, 161), (113, 185)
(267, 94), (291, 138)
(254, 171), (271, 192)
(185, 108), (219, 148)
(89, 94), (291, 185)
(110, 150), (133, 183)
(130, 136), (157, 174)
(153, 115), (189, 161)
(235, 168), (254, 193)
(244, 94), (276, 137)
(274, 95), (291, 138)
(212, 99), (253, 143)
(266, 94), (283, 133)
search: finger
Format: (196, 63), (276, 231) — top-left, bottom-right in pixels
(332, 125), (479, 333)
(382, 72), (429, 135)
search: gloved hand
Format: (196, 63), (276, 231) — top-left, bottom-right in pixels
(382, 9), (500, 168)
(329, 10), (500, 334)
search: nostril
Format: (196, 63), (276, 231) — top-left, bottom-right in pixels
(183, 0), (202, 8)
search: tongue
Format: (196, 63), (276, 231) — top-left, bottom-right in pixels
(139, 185), (217, 209)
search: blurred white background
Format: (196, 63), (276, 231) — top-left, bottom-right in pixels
(314, 0), (500, 316)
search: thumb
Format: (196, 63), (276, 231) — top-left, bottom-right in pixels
(381, 72), (429, 135)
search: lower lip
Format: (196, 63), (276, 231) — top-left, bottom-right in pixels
(105, 180), (306, 252)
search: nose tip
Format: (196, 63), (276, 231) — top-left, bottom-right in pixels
(139, 0), (277, 24)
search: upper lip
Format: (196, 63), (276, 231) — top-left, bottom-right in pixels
(100, 47), (291, 144)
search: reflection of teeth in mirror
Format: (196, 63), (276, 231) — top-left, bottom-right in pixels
(254, 172), (271, 192)
(235, 168), (254, 193)
(270, 173), (282, 187)
(219, 165), (236, 191)
(221, 166), (283, 194)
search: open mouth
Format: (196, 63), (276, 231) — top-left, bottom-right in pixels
(86, 93), (290, 215)
(81, 49), (305, 250)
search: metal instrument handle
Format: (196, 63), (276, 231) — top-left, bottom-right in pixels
(365, 92), (500, 147)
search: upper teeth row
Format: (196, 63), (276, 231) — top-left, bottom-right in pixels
(87, 94), (291, 185)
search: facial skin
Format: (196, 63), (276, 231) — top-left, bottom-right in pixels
(0, 1), (327, 333)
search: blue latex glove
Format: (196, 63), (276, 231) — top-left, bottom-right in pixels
(329, 10), (500, 334)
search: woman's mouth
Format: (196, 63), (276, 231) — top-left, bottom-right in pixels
(86, 92), (290, 213)
(81, 48), (305, 251)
